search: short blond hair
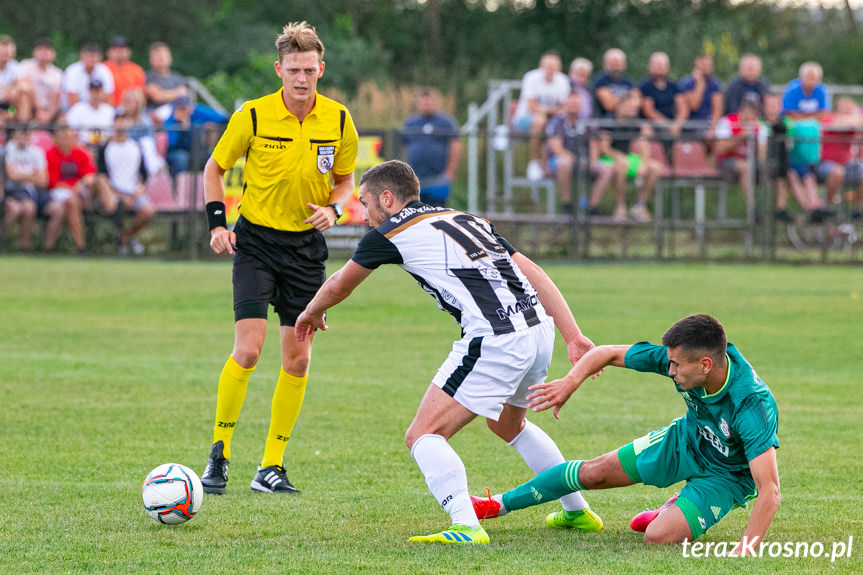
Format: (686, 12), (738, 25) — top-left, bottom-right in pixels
(276, 21), (324, 61)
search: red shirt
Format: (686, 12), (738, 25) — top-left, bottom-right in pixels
(46, 145), (96, 188)
(820, 114), (857, 164)
(105, 60), (146, 107)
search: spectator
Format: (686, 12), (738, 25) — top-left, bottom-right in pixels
(63, 43), (114, 109)
(104, 36), (146, 107)
(545, 92), (620, 215)
(568, 57), (593, 120)
(512, 51), (571, 181)
(592, 48), (636, 119)
(724, 53), (769, 115)
(119, 87), (165, 175)
(163, 96), (227, 175)
(401, 87), (461, 207)
(144, 42), (187, 110)
(816, 97), (863, 218)
(4, 122), (46, 250)
(16, 38), (63, 125)
(782, 61), (830, 121)
(0, 35), (31, 122)
(596, 92), (663, 223)
(43, 121), (97, 253)
(639, 52), (686, 136)
(714, 100), (768, 207)
(97, 112), (155, 255)
(763, 93), (796, 222)
(66, 79), (116, 148)
(678, 53), (723, 128)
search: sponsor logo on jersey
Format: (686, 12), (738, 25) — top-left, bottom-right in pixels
(389, 204), (445, 225)
(262, 142), (286, 150)
(496, 294), (538, 320)
(720, 417), (730, 438)
(317, 145), (335, 174)
(698, 424), (730, 457)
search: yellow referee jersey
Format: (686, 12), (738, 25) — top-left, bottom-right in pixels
(212, 89), (359, 231)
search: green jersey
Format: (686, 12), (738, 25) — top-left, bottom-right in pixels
(624, 341), (779, 475)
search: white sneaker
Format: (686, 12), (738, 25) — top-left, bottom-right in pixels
(526, 160), (544, 182)
(629, 204), (652, 223)
(613, 204), (628, 222)
(130, 238), (145, 255)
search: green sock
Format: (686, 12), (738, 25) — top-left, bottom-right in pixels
(501, 461), (585, 512)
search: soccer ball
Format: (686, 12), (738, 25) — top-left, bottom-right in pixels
(141, 463), (204, 525)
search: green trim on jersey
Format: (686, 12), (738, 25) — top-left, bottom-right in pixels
(703, 354), (732, 398)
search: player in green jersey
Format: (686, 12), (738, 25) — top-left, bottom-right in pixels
(471, 314), (780, 554)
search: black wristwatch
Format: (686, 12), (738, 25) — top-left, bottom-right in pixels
(328, 203), (343, 222)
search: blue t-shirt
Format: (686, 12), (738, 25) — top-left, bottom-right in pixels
(782, 79), (830, 116)
(165, 104), (228, 151)
(678, 74), (722, 120)
(638, 78), (680, 119)
(402, 113), (459, 180)
(592, 72), (634, 118)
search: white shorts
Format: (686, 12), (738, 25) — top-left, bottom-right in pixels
(432, 318), (555, 421)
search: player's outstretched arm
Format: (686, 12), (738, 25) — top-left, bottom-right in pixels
(732, 447), (781, 556)
(511, 252), (596, 366)
(295, 260), (374, 342)
(527, 345), (630, 419)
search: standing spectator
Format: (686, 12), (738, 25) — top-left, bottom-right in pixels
(401, 87), (461, 207)
(163, 96), (228, 175)
(763, 93), (795, 222)
(724, 53), (769, 115)
(97, 112), (155, 255)
(639, 51), (687, 142)
(545, 92), (621, 215)
(0, 35), (31, 121)
(782, 61), (830, 121)
(714, 100), (768, 206)
(63, 43), (114, 109)
(592, 48), (636, 119)
(66, 79), (116, 148)
(568, 57), (593, 120)
(104, 36), (146, 107)
(144, 42), (187, 110)
(596, 92), (663, 223)
(512, 51), (571, 181)
(678, 54), (723, 129)
(4, 123), (46, 250)
(43, 121), (96, 253)
(16, 38), (63, 125)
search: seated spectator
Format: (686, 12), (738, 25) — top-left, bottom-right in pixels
(0, 35), (32, 122)
(782, 61), (830, 121)
(63, 43), (115, 109)
(119, 87), (165, 174)
(568, 57), (593, 120)
(4, 122), (46, 250)
(816, 97), (863, 219)
(66, 79), (116, 149)
(714, 100), (769, 207)
(678, 53), (723, 129)
(97, 112), (155, 255)
(545, 92), (620, 215)
(144, 42), (187, 110)
(724, 53), (769, 115)
(639, 51), (686, 136)
(163, 96), (228, 175)
(104, 36), (146, 107)
(596, 92), (663, 223)
(512, 51), (571, 181)
(592, 48), (636, 119)
(401, 87), (461, 207)
(16, 38), (63, 125)
(43, 121), (97, 253)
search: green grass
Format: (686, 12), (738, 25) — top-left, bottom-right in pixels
(1, 256), (861, 574)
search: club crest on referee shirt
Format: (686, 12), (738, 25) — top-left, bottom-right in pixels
(317, 146), (335, 174)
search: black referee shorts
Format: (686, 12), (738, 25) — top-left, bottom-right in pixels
(232, 216), (328, 327)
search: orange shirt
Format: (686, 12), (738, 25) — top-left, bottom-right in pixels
(105, 61), (146, 106)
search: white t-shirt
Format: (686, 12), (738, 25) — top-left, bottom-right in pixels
(104, 139), (143, 194)
(513, 68), (571, 123)
(17, 59), (63, 110)
(67, 102), (116, 144)
(62, 61), (115, 108)
(4, 141), (47, 179)
(0, 59), (19, 99)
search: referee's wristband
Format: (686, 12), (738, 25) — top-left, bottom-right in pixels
(206, 201), (228, 231)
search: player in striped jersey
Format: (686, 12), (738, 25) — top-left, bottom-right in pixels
(295, 160), (603, 544)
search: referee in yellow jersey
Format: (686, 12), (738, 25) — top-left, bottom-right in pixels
(200, 22), (358, 494)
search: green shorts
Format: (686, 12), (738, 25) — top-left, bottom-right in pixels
(600, 154), (643, 179)
(617, 417), (757, 539)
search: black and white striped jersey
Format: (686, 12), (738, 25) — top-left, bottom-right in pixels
(351, 201), (548, 337)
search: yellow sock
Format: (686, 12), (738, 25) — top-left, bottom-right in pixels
(261, 368), (308, 468)
(212, 355), (255, 459)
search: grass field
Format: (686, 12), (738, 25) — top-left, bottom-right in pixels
(1, 256), (861, 574)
